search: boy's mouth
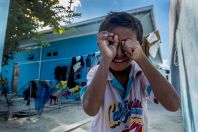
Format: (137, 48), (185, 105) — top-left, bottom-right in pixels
(112, 58), (129, 63)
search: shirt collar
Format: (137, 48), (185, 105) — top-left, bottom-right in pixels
(107, 61), (142, 80)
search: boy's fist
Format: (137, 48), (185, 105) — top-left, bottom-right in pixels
(97, 31), (119, 63)
(122, 39), (146, 63)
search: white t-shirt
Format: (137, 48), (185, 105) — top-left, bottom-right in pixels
(80, 61), (158, 132)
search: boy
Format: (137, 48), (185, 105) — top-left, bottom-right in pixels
(80, 12), (180, 132)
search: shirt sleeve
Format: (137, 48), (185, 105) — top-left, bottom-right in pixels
(140, 72), (159, 104)
(80, 65), (99, 101)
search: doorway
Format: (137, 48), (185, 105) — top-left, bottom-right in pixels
(12, 64), (19, 92)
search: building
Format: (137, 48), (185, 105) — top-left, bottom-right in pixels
(169, 0), (198, 131)
(2, 5), (163, 96)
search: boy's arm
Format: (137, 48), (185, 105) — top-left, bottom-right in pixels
(82, 31), (118, 116)
(137, 55), (180, 111)
(123, 39), (180, 111)
(82, 59), (110, 116)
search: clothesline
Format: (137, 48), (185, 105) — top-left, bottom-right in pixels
(22, 80), (84, 114)
(17, 51), (100, 65)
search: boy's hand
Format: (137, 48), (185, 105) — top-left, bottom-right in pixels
(122, 39), (147, 63)
(97, 31), (119, 64)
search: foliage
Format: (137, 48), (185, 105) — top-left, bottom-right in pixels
(3, 0), (80, 65)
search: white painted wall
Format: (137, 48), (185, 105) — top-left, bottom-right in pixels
(169, 0), (198, 131)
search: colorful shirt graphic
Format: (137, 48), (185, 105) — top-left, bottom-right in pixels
(80, 61), (158, 132)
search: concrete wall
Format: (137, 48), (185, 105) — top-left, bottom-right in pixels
(169, 0), (198, 131)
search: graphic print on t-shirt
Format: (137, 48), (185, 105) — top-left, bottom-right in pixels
(106, 99), (144, 132)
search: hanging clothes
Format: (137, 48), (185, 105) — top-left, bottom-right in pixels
(68, 56), (84, 89)
(73, 56), (84, 72)
(86, 54), (92, 67)
(73, 62), (81, 72)
(54, 66), (68, 81)
(61, 66), (67, 81)
(85, 52), (101, 69)
(62, 90), (71, 97)
(76, 70), (81, 79)
(68, 85), (80, 93)
(68, 58), (77, 89)
(23, 81), (38, 106)
(34, 81), (50, 112)
(93, 51), (101, 66)
(54, 66), (62, 81)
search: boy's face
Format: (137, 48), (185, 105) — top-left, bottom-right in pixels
(109, 26), (137, 71)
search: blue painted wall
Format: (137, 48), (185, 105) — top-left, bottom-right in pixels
(2, 49), (40, 92)
(17, 62), (39, 95)
(42, 34), (97, 60)
(1, 64), (13, 92)
(2, 34), (99, 95)
(40, 34), (98, 80)
(14, 49), (40, 62)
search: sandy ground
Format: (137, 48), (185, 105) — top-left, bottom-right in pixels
(0, 97), (184, 132)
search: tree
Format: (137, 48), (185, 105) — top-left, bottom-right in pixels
(3, 0), (81, 65)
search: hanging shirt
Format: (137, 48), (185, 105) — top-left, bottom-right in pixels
(86, 54), (92, 67)
(80, 61), (158, 132)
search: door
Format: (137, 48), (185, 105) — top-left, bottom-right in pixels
(12, 65), (19, 92)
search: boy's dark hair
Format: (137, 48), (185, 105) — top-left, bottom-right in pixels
(99, 12), (143, 44)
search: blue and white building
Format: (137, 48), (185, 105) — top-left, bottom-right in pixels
(2, 5), (163, 95)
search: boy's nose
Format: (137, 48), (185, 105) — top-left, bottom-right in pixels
(116, 44), (125, 57)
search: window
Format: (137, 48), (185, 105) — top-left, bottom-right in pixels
(53, 51), (58, 56)
(47, 51), (58, 57)
(28, 54), (34, 60)
(47, 52), (52, 57)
